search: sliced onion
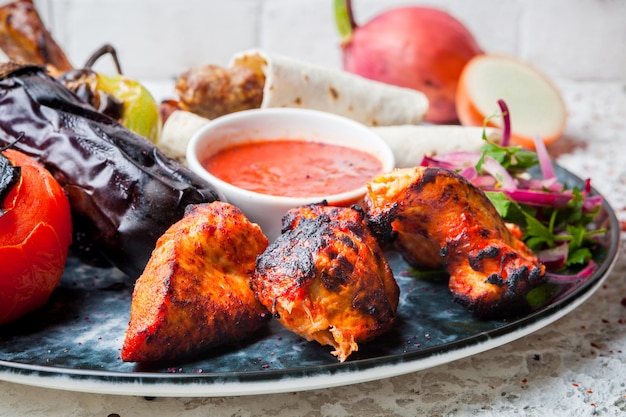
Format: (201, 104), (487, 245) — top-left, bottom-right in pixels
(420, 155), (458, 171)
(517, 176), (562, 192)
(504, 189), (572, 207)
(537, 243), (569, 270)
(459, 165), (478, 180)
(583, 194), (603, 211)
(421, 151), (482, 168)
(471, 175), (498, 188)
(480, 156), (517, 191)
(497, 99), (511, 147)
(533, 135), (556, 180)
(421, 129), (600, 213)
(545, 260), (598, 283)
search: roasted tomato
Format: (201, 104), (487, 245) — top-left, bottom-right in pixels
(0, 148), (72, 325)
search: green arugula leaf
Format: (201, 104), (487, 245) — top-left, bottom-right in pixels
(522, 211), (556, 248)
(477, 140), (539, 173)
(567, 248), (592, 266)
(526, 283), (559, 309)
(485, 191), (511, 217)
(567, 224), (587, 249)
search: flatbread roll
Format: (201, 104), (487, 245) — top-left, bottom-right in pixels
(371, 125), (501, 168)
(158, 111), (499, 171)
(230, 49), (429, 127)
(159, 110), (210, 163)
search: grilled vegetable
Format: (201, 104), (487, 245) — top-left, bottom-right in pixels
(0, 147), (72, 325)
(0, 62), (221, 279)
(0, 0), (73, 76)
(0, 2), (161, 142)
(60, 44), (162, 143)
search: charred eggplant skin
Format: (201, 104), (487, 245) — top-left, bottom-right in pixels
(0, 63), (221, 278)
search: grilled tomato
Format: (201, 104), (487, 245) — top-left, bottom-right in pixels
(0, 148), (72, 325)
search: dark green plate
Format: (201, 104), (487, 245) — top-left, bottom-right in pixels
(0, 166), (620, 397)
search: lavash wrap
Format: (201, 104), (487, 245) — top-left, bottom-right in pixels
(160, 50), (497, 166)
(159, 110), (211, 163)
(371, 125), (501, 168)
(229, 49), (429, 126)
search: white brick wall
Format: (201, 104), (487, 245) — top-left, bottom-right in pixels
(14, 0), (626, 84)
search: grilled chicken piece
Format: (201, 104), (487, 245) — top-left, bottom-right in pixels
(121, 202), (270, 362)
(364, 167), (545, 317)
(252, 204), (399, 362)
(0, 0), (73, 75)
(175, 64), (264, 119)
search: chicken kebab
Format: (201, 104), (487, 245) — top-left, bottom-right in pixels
(122, 202), (271, 363)
(252, 203), (400, 363)
(364, 166), (546, 318)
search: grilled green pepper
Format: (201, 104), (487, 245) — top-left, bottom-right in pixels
(0, 62), (221, 279)
(60, 44), (161, 143)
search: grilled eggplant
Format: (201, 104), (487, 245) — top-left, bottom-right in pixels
(0, 62), (220, 278)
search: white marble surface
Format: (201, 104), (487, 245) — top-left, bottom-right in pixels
(0, 78), (624, 416)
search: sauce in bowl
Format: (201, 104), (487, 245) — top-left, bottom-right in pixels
(203, 139), (383, 198)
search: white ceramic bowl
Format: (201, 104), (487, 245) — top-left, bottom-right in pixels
(186, 108), (395, 241)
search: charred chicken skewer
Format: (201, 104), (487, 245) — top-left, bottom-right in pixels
(364, 166), (545, 317)
(252, 203), (400, 362)
(122, 202), (270, 362)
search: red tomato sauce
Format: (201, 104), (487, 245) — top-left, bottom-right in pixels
(204, 140), (383, 197)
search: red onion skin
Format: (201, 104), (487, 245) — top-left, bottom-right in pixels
(340, 6), (482, 123)
(497, 99), (512, 147)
